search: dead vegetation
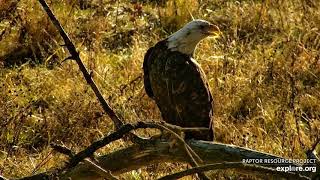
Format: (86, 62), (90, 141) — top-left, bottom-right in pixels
(0, 0), (319, 179)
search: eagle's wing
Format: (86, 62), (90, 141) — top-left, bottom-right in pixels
(163, 52), (214, 129)
(143, 46), (155, 98)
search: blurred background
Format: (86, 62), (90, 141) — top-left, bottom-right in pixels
(0, 0), (319, 179)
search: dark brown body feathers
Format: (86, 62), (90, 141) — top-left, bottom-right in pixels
(143, 40), (214, 140)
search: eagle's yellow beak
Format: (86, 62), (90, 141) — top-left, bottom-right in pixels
(204, 24), (221, 37)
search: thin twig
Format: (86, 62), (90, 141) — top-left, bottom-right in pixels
(31, 151), (53, 174)
(153, 124), (211, 180)
(51, 143), (74, 157)
(38, 0), (123, 129)
(154, 122), (203, 165)
(310, 137), (320, 152)
(114, 0), (120, 33)
(84, 158), (119, 180)
(119, 75), (142, 95)
(158, 162), (310, 180)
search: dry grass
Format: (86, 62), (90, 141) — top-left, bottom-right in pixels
(0, 0), (319, 179)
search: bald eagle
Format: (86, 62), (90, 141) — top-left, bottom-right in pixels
(143, 20), (220, 141)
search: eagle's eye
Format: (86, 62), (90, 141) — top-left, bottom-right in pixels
(199, 25), (205, 29)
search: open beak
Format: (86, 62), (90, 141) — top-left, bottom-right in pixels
(204, 24), (221, 37)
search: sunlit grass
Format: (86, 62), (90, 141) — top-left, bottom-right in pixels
(0, 0), (319, 179)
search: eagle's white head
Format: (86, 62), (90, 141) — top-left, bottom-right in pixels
(167, 19), (220, 56)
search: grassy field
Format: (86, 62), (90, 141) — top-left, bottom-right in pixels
(0, 0), (319, 179)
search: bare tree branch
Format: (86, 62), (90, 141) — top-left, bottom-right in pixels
(51, 143), (74, 157)
(66, 122), (146, 169)
(17, 134), (318, 179)
(38, 0), (123, 129)
(57, 122), (209, 171)
(61, 138), (317, 179)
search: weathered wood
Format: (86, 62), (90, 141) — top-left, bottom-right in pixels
(61, 139), (316, 179)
